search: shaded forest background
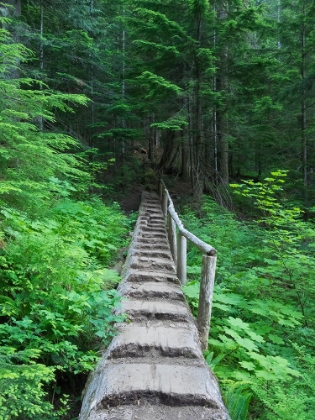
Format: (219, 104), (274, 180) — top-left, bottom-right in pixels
(4, 0), (315, 205)
(1, 1), (315, 419)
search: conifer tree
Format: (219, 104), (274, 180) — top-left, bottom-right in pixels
(275, 0), (315, 204)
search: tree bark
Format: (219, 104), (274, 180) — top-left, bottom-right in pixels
(121, 5), (126, 157)
(216, 1), (229, 186)
(301, 1), (307, 192)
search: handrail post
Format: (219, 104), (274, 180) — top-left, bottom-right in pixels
(197, 255), (217, 351)
(158, 179), (217, 350)
(159, 180), (163, 201)
(168, 213), (177, 265)
(162, 190), (168, 221)
(177, 233), (187, 285)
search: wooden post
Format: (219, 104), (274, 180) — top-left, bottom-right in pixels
(162, 191), (168, 221)
(159, 180), (163, 201)
(197, 255), (217, 351)
(177, 233), (187, 285)
(168, 213), (177, 265)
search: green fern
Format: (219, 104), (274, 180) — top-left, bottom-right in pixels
(225, 383), (252, 420)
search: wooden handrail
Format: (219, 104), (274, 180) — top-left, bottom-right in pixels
(159, 179), (217, 351)
(168, 205), (217, 256)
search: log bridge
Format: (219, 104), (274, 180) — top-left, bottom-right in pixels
(79, 184), (229, 420)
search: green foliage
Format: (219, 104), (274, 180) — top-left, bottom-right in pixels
(150, 111), (188, 131)
(224, 383), (252, 420)
(136, 71), (183, 99)
(0, 26), (129, 419)
(181, 174), (315, 419)
(51, 197), (128, 265)
(6, 0), (315, 415)
(0, 28), (91, 213)
(0, 348), (57, 420)
(0, 199), (128, 418)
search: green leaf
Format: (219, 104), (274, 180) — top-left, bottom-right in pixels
(214, 293), (246, 306)
(227, 317), (250, 330)
(239, 361), (256, 371)
(213, 302), (231, 312)
(246, 330), (265, 343)
(223, 328), (259, 352)
(255, 370), (277, 381)
(268, 334), (284, 345)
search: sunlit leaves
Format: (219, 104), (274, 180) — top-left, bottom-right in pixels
(0, 198), (128, 417)
(181, 187), (315, 419)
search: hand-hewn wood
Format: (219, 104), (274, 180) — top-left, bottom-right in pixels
(168, 213), (177, 265)
(162, 191), (168, 220)
(177, 233), (187, 285)
(159, 181), (163, 201)
(159, 179), (218, 349)
(168, 206), (217, 256)
(197, 255), (216, 351)
(80, 191), (228, 419)
(160, 180), (217, 256)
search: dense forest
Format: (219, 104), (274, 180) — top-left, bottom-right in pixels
(1, 0), (315, 419)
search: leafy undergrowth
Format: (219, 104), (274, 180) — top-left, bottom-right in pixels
(182, 172), (315, 420)
(0, 197), (129, 420)
(0, 26), (130, 419)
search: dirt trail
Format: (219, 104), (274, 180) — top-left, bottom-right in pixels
(79, 191), (229, 420)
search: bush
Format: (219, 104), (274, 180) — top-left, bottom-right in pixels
(0, 199), (128, 418)
(181, 173), (315, 419)
(0, 26), (130, 418)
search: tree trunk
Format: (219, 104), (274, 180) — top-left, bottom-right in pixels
(121, 5), (126, 158)
(39, 2), (44, 131)
(213, 2), (219, 184)
(89, 0), (95, 147)
(216, 2), (229, 186)
(192, 3), (204, 199)
(301, 2), (307, 192)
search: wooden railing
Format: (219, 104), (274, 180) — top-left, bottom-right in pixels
(158, 179), (217, 351)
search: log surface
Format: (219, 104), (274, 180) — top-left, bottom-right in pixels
(79, 191), (229, 420)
